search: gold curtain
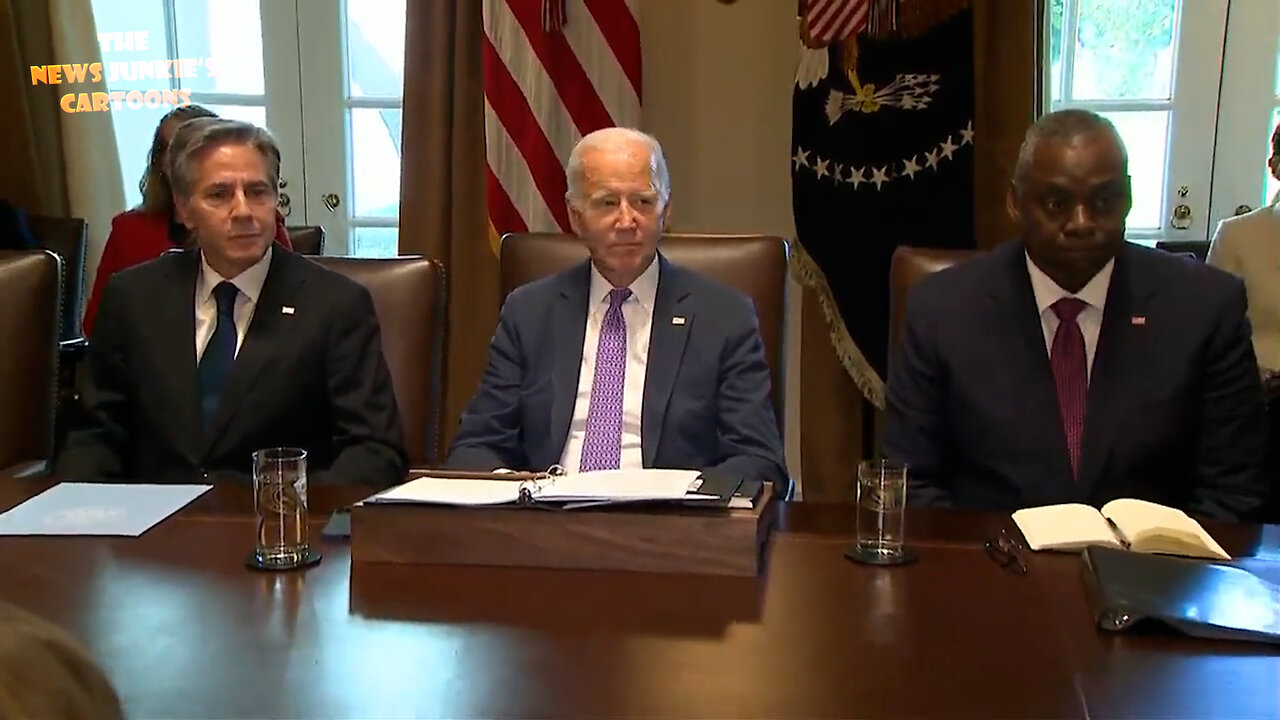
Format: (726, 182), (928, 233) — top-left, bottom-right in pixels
(0, 0), (68, 216)
(798, 0), (1042, 502)
(398, 0), (493, 451)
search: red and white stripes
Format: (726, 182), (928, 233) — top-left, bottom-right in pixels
(805, 0), (870, 44)
(483, 0), (642, 239)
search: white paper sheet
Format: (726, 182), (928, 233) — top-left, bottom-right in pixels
(0, 483), (213, 537)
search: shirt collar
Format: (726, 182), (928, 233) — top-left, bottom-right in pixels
(198, 245), (273, 305)
(588, 254), (660, 313)
(1025, 250), (1114, 315)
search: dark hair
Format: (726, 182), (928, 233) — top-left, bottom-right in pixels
(0, 602), (124, 720)
(139, 104), (218, 215)
(1271, 121), (1279, 158)
(1014, 108), (1128, 189)
(166, 117), (281, 200)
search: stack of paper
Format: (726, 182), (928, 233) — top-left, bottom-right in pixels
(370, 468), (704, 507)
(0, 483), (212, 537)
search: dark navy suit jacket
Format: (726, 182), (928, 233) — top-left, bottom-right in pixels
(446, 254), (789, 495)
(884, 240), (1267, 521)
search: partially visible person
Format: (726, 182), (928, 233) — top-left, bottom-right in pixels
(57, 118), (406, 486)
(0, 198), (38, 250)
(885, 109), (1267, 521)
(0, 601), (125, 720)
(83, 105), (293, 335)
(1207, 120), (1280, 371)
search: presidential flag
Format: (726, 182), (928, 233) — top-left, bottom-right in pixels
(791, 0), (977, 408)
(483, 0), (642, 249)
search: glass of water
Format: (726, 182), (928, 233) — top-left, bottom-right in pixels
(248, 447), (319, 571)
(846, 459), (915, 566)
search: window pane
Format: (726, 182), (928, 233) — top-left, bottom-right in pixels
(1069, 0), (1177, 101)
(351, 226), (399, 258)
(346, 0), (405, 98)
(351, 108), (402, 218)
(174, 0), (265, 95)
(1100, 110), (1169, 230)
(200, 103), (266, 128)
(1047, 0), (1065, 102)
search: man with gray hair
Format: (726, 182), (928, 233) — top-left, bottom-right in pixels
(447, 127), (788, 494)
(58, 117), (407, 486)
(884, 108), (1266, 521)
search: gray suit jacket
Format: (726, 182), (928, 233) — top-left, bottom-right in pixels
(446, 254), (789, 495)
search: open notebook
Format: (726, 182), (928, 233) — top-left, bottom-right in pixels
(367, 468), (722, 508)
(1012, 498), (1229, 560)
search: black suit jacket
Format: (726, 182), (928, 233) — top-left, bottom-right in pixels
(446, 255), (789, 495)
(884, 240), (1267, 521)
(57, 247), (407, 486)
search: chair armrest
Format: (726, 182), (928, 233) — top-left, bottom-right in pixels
(0, 460), (50, 478)
(58, 336), (89, 358)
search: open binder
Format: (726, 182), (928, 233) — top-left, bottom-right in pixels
(368, 467), (755, 510)
(1082, 545), (1280, 645)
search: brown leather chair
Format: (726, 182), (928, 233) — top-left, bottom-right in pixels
(499, 232), (789, 430)
(287, 226), (325, 256)
(311, 256), (446, 466)
(27, 216), (90, 460)
(888, 246), (980, 355)
(27, 215), (87, 343)
(0, 250), (62, 475)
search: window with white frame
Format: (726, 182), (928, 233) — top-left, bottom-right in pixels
(89, 0), (406, 257)
(1045, 0), (1280, 245)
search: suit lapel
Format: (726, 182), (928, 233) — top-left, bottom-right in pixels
(549, 263), (591, 464)
(1077, 246), (1152, 493)
(641, 256), (692, 467)
(991, 243), (1077, 498)
(156, 251), (203, 462)
(203, 250), (305, 457)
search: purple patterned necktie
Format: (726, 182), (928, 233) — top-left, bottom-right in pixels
(579, 287), (631, 471)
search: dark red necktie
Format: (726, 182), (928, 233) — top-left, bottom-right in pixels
(1050, 297), (1087, 479)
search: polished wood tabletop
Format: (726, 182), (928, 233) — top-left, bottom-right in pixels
(0, 479), (1277, 719)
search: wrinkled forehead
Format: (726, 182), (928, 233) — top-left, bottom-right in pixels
(1026, 133), (1127, 191)
(579, 144), (656, 189)
(190, 144), (273, 185)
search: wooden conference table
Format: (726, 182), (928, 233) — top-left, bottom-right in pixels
(0, 477), (1277, 719)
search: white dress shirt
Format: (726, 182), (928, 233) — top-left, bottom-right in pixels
(194, 246), (273, 363)
(559, 257), (660, 473)
(1025, 252), (1114, 382)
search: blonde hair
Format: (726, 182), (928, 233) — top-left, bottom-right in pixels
(0, 602), (124, 720)
(139, 104), (218, 214)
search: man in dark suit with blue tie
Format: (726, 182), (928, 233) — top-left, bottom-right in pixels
(56, 118), (407, 486)
(885, 109), (1267, 521)
(446, 127), (788, 495)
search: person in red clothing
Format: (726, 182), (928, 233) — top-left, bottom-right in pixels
(83, 105), (292, 335)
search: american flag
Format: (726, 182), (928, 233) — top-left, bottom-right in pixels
(805, 0), (870, 44)
(483, 0), (642, 245)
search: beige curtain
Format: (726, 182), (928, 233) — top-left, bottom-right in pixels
(798, 0), (1042, 502)
(0, 0), (68, 216)
(50, 0), (123, 314)
(399, 0), (493, 451)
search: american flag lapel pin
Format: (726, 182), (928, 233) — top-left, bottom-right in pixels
(672, 316), (686, 325)
(282, 306), (296, 315)
(1131, 316), (1145, 325)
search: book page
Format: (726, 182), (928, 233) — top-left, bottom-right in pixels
(370, 477), (524, 506)
(541, 468), (702, 502)
(1101, 498), (1230, 560)
(1012, 503), (1123, 551)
